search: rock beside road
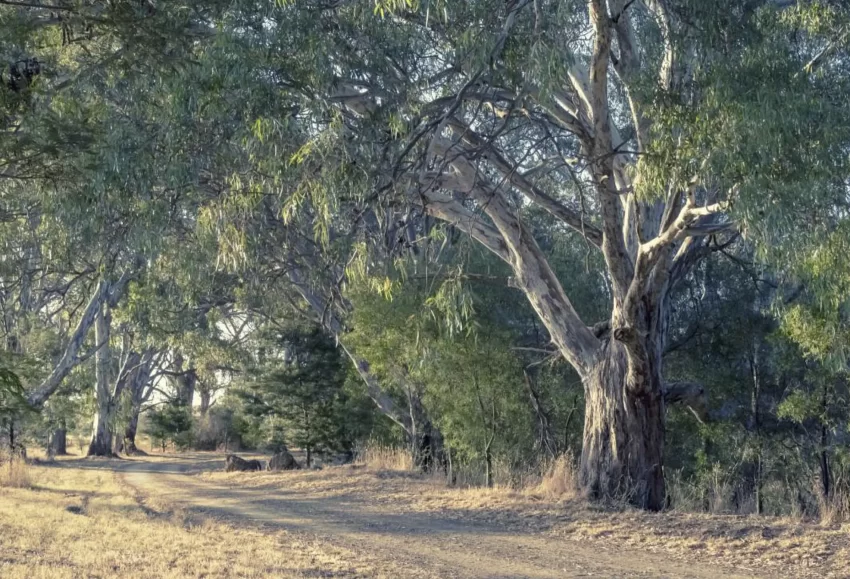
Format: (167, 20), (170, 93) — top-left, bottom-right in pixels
(225, 454), (263, 472)
(267, 449), (300, 471)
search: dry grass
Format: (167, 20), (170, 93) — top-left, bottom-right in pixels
(0, 457), (400, 578)
(533, 452), (579, 500)
(0, 456), (31, 489)
(352, 443), (581, 498)
(6, 446), (850, 578)
(819, 488), (850, 526)
(354, 442), (415, 471)
(205, 457), (850, 579)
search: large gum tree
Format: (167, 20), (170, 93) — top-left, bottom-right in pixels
(222, 0), (850, 509)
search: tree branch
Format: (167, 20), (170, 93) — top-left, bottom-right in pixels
(445, 120), (603, 247)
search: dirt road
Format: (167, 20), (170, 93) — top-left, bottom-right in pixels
(118, 453), (761, 579)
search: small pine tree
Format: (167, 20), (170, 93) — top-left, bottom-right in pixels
(237, 326), (356, 466)
(143, 401), (193, 452)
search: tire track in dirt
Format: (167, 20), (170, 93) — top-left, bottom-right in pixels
(120, 454), (763, 579)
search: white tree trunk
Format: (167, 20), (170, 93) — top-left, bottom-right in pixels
(87, 305), (114, 456)
(28, 269), (135, 407)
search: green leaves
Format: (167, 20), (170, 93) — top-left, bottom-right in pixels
(0, 367), (32, 422)
(423, 267), (476, 338)
(373, 0), (420, 19)
(777, 389), (823, 425)
(234, 324), (364, 455)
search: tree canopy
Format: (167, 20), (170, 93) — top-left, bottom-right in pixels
(2, 0), (850, 514)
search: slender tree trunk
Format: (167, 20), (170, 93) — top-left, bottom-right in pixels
(87, 306), (114, 457)
(287, 264), (422, 438)
(819, 384), (831, 501)
(446, 446), (456, 485)
(484, 441), (494, 488)
(754, 347), (762, 514)
(820, 424), (831, 501)
(524, 369), (559, 458)
(304, 405), (312, 467)
(579, 340), (665, 510)
(743, 343), (763, 514)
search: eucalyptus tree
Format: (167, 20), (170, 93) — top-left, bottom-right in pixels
(135, 30), (448, 459)
(212, 0), (850, 509)
(0, 0), (234, 416)
(772, 221), (850, 506)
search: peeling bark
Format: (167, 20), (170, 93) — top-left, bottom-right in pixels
(320, 0), (736, 510)
(580, 340), (665, 510)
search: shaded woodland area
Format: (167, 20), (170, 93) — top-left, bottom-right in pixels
(2, 0), (850, 520)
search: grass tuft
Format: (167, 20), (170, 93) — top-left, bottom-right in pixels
(819, 487), (850, 526)
(534, 452), (578, 500)
(355, 442), (416, 471)
(0, 454), (31, 488)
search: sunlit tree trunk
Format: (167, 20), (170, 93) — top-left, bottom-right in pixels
(87, 305), (114, 456)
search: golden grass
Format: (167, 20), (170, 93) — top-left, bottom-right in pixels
(0, 457), (398, 578)
(203, 458), (850, 579)
(0, 457), (31, 489)
(533, 452), (578, 500)
(354, 443), (415, 471)
(6, 447), (850, 578)
(819, 488), (850, 526)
